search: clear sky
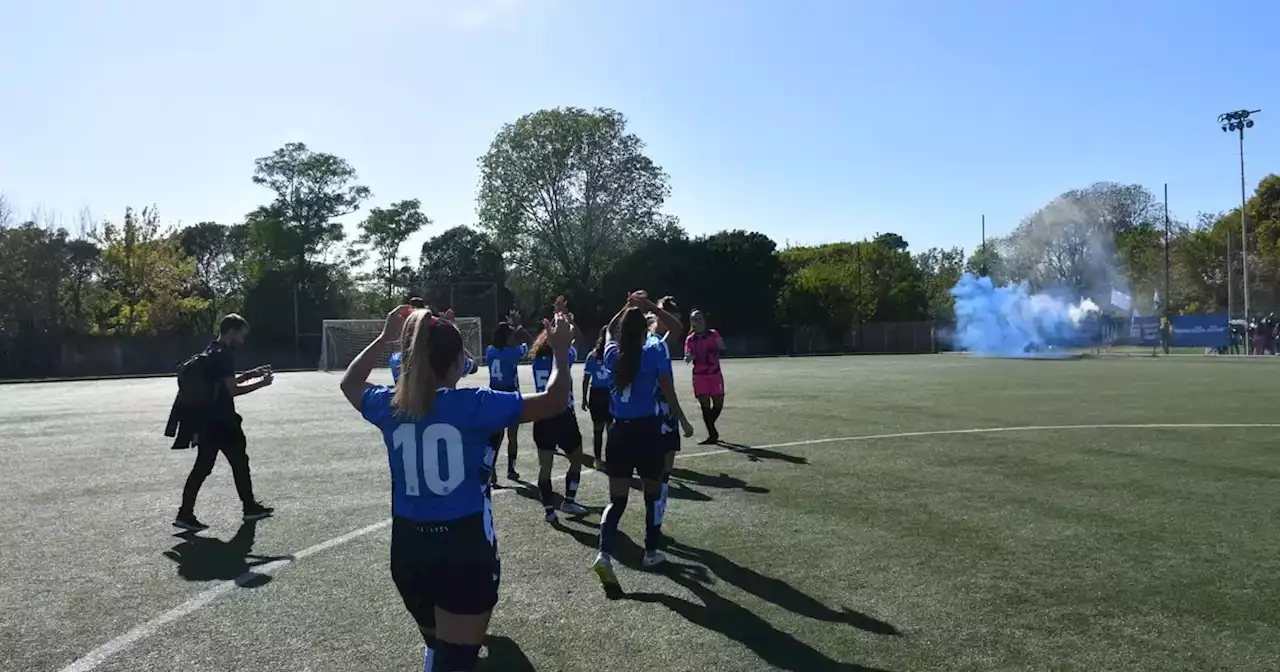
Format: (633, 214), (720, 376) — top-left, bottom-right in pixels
(2, 0), (1277, 259)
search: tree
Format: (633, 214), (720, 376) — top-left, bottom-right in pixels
(478, 107), (675, 296)
(415, 226), (510, 321)
(95, 207), (205, 335)
(914, 247), (965, 321)
(358, 199), (431, 299)
(251, 142), (371, 266)
(179, 222), (250, 329)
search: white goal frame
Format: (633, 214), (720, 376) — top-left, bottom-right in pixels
(319, 317), (484, 371)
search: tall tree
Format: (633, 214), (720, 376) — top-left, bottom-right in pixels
(357, 199), (431, 299)
(251, 142), (371, 266)
(478, 107), (675, 296)
(95, 207), (205, 335)
(180, 222), (248, 330)
(914, 246), (966, 320)
(416, 226), (510, 321)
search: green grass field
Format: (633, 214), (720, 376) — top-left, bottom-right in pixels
(3, 355), (1279, 671)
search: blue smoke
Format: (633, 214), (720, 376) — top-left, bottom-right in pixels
(949, 273), (1100, 356)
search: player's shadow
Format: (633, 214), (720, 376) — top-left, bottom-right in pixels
(162, 519), (289, 587)
(479, 635), (536, 671)
(627, 476), (712, 502)
(623, 562), (893, 672)
(664, 539), (901, 636)
(512, 479), (606, 517)
(668, 467), (770, 494)
(549, 519), (654, 572)
(718, 441), (809, 464)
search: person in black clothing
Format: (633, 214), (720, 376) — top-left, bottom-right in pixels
(174, 314), (275, 532)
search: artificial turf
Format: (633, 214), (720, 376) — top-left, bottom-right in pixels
(2, 354), (1278, 671)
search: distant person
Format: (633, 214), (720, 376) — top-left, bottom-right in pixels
(341, 304), (572, 672)
(582, 326), (613, 471)
(485, 309), (532, 483)
(529, 298), (587, 520)
(174, 314), (275, 532)
(685, 309), (727, 444)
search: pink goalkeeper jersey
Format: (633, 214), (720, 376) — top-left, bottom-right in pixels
(685, 330), (723, 376)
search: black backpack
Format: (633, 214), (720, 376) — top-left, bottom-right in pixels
(176, 351), (218, 406)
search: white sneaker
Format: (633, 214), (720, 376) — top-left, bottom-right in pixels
(560, 500), (588, 516)
(642, 550), (666, 568)
(592, 553), (618, 586)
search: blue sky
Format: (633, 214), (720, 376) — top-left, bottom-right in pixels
(2, 0), (1277, 259)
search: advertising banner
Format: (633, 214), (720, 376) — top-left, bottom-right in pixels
(1129, 316), (1161, 347)
(1170, 314), (1228, 348)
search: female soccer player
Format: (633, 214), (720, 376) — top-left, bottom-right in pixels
(581, 326), (612, 471)
(593, 292), (693, 585)
(485, 309), (532, 482)
(648, 296), (686, 534)
(529, 303), (587, 520)
(341, 304), (573, 672)
(684, 309), (727, 444)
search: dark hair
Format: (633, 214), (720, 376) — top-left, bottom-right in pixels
(612, 308), (648, 392)
(657, 296), (678, 315)
(408, 296), (427, 309)
(391, 310), (464, 419)
(589, 325), (608, 361)
(219, 313), (249, 336)
(530, 326), (552, 359)
(493, 322), (513, 349)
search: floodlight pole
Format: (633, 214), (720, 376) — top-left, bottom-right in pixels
(1219, 109), (1260, 321)
(980, 214), (987, 277)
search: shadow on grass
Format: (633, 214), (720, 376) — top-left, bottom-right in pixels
(479, 634), (536, 671)
(665, 539), (901, 636)
(550, 520), (897, 670)
(622, 562), (893, 672)
(717, 441), (810, 464)
(629, 476), (713, 501)
(512, 480), (606, 517)
(669, 467), (770, 494)
(161, 519), (289, 587)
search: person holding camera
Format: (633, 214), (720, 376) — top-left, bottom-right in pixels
(173, 314), (275, 531)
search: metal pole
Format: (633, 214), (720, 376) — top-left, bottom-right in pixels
(1227, 229), (1233, 321)
(1163, 184), (1170, 314)
(1239, 127), (1250, 322)
(980, 214), (987, 277)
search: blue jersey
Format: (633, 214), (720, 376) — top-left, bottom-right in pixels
(532, 346), (576, 410)
(485, 344), (527, 390)
(391, 352), (475, 384)
(603, 337), (671, 419)
(361, 385), (523, 522)
(583, 355), (612, 389)
(652, 338), (678, 433)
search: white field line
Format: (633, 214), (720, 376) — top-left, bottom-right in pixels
(56, 422), (1280, 672)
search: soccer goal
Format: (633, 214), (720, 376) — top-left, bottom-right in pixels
(320, 317), (484, 371)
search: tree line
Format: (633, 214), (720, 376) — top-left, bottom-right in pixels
(1, 106), (1277, 377)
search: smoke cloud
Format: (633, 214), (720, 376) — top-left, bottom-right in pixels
(949, 273), (1100, 356)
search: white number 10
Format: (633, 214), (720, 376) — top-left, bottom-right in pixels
(391, 423), (466, 496)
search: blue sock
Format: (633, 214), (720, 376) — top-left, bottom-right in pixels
(655, 479), (669, 526)
(599, 495), (627, 554)
(423, 646), (434, 671)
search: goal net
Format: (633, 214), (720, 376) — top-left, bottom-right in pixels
(320, 317), (484, 371)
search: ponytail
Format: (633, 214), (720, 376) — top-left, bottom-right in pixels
(392, 311), (465, 419)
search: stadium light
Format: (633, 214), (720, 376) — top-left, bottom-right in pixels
(1218, 109), (1261, 321)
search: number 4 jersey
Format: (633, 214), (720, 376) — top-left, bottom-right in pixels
(361, 385), (523, 522)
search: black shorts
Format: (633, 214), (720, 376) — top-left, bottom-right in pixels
(605, 416), (664, 481)
(390, 512), (500, 629)
(533, 409), (582, 454)
(660, 424), (681, 454)
(588, 387), (612, 424)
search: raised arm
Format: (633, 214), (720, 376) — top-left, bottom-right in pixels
(340, 305), (407, 411)
(519, 313), (574, 423)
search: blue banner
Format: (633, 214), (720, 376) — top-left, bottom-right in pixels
(1129, 316), (1161, 347)
(1170, 314), (1229, 348)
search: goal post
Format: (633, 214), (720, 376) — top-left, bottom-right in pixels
(320, 317), (485, 371)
